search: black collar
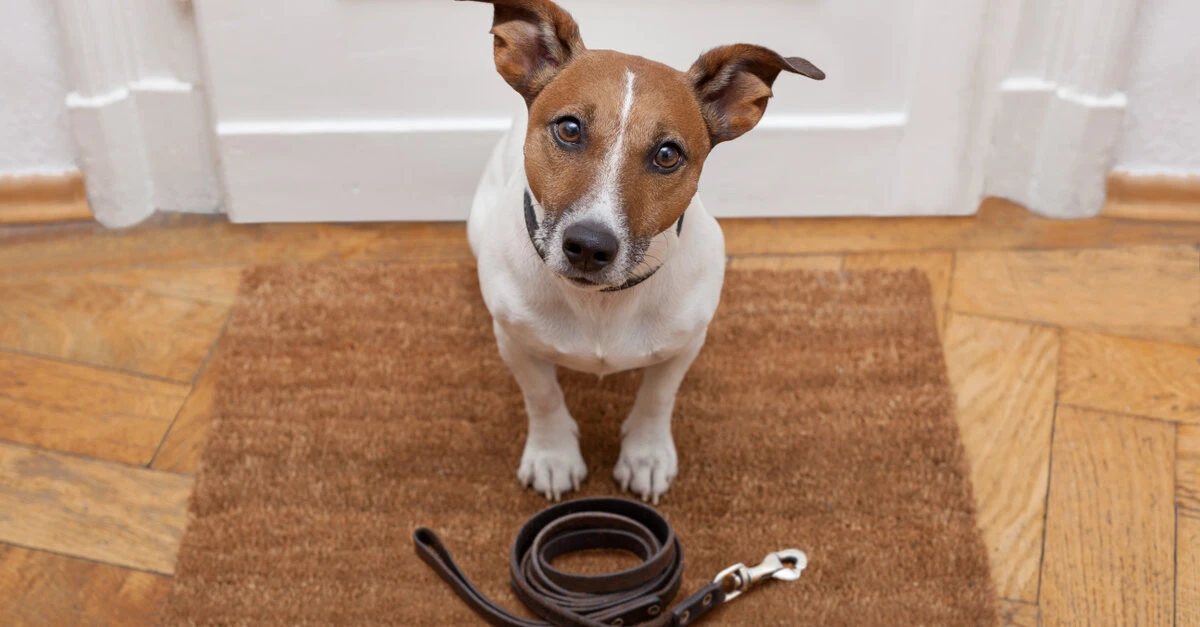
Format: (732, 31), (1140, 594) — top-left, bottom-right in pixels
(524, 190), (683, 293)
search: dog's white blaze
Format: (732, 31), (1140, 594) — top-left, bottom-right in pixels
(588, 70), (636, 229)
(606, 70), (637, 189)
(549, 70), (637, 284)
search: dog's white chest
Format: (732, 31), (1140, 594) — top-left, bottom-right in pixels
(492, 297), (696, 376)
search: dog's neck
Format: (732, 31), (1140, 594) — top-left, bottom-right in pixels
(523, 189), (684, 293)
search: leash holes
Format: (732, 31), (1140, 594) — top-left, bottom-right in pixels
(647, 605), (661, 616)
(702, 593), (713, 606)
(611, 619), (624, 626)
(680, 610), (691, 624)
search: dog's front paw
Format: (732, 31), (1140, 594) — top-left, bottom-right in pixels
(614, 428), (677, 505)
(518, 436), (588, 501)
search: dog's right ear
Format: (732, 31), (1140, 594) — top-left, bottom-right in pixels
(689, 44), (824, 145)
(459, 0), (585, 104)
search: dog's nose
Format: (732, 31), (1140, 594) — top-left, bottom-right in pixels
(562, 222), (619, 271)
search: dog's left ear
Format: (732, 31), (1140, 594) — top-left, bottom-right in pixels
(688, 44), (824, 145)
(460, 0), (586, 105)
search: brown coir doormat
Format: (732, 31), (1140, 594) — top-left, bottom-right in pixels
(163, 263), (996, 626)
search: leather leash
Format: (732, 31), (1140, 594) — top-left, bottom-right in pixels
(413, 497), (807, 626)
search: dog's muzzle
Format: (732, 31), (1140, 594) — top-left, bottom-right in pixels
(524, 189), (684, 293)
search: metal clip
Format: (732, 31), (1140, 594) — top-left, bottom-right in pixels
(713, 549), (808, 602)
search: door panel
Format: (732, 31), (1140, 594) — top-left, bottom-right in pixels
(193, 0), (987, 221)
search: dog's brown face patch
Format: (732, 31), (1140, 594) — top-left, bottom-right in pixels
(465, 0), (823, 288)
(524, 50), (712, 240)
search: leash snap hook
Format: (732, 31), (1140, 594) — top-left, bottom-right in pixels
(713, 549), (808, 602)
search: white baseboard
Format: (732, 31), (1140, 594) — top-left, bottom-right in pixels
(217, 113), (924, 223)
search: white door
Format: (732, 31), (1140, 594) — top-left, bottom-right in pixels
(192, 0), (991, 222)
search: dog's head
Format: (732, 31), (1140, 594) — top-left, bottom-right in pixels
(463, 0), (824, 290)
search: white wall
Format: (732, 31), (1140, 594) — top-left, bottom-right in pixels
(1115, 0), (1200, 177)
(0, 0), (75, 175)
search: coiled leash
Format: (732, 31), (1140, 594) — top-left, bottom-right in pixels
(413, 497), (807, 626)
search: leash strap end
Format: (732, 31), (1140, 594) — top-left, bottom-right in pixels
(414, 527), (535, 627)
(669, 582), (725, 626)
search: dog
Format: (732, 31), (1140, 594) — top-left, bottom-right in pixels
(461, 0), (823, 503)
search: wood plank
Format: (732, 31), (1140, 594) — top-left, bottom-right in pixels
(0, 212), (472, 276)
(0, 266), (246, 306)
(151, 350), (222, 474)
(1178, 424), (1200, 511)
(727, 255), (843, 271)
(0, 171), (87, 204)
(997, 599), (1039, 627)
(943, 313), (1057, 602)
(1060, 330), (1200, 423)
(1106, 200), (1200, 223)
(1180, 510), (1200, 626)
(720, 197), (1200, 256)
(0, 279), (229, 381)
(846, 251), (953, 334)
(90, 266), (244, 305)
(950, 245), (1200, 345)
(0, 200), (93, 225)
(0, 171), (93, 225)
(0, 351), (189, 465)
(0, 544), (170, 626)
(1040, 407), (1175, 626)
(0, 442), (193, 574)
(1106, 171), (1200, 222)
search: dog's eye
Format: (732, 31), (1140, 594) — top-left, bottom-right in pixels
(554, 118), (583, 144)
(653, 143), (683, 172)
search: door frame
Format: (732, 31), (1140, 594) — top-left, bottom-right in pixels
(981, 0), (1143, 218)
(55, 0), (1139, 225)
(51, 0), (221, 227)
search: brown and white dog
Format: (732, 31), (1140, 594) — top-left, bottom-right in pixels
(462, 0), (823, 503)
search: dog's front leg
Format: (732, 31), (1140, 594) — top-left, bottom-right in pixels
(494, 323), (587, 500)
(615, 333), (706, 504)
